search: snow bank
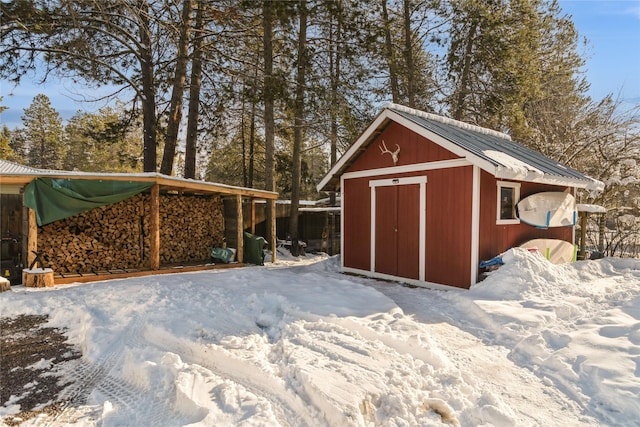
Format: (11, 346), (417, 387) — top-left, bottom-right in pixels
(465, 249), (640, 424)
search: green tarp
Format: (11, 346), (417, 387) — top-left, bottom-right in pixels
(24, 178), (154, 226)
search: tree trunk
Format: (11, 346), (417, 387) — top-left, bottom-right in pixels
(184, 0), (204, 179)
(329, 0), (342, 206)
(263, 0), (276, 249)
(138, 1), (157, 172)
(249, 92), (256, 188)
(289, 0), (307, 257)
(161, 0), (193, 175)
(382, 0), (399, 103)
(453, 19), (477, 121)
(403, 0), (415, 107)
(241, 88), (248, 187)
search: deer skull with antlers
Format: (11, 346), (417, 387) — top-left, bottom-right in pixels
(379, 140), (400, 165)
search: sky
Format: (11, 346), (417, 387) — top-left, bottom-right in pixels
(0, 1), (639, 130)
(1, 249), (639, 426)
(558, 0), (640, 102)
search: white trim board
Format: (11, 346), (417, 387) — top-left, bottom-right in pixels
(343, 158), (470, 181)
(470, 166), (480, 285)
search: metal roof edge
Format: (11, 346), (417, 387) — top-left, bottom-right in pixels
(495, 168), (605, 191)
(0, 166), (278, 199)
(385, 103), (513, 141)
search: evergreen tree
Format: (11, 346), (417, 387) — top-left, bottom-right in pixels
(0, 98), (21, 162)
(0, 126), (21, 162)
(21, 94), (65, 169)
(64, 107), (142, 172)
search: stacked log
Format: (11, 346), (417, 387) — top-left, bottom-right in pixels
(157, 194), (225, 264)
(38, 193), (225, 274)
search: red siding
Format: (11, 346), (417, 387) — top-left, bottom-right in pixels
(425, 167), (473, 287)
(478, 171), (574, 266)
(343, 165), (474, 288)
(349, 122), (461, 172)
(343, 177), (371, 271)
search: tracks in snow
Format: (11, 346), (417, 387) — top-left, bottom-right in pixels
(147, 326), (326, 427)
(33, 316), (188, 427)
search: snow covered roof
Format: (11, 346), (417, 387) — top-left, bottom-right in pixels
(577, 203), (607, 214)
(317, 104), (604, 192)
(0, 159), (61, 175)
(0, 159), (278, 199)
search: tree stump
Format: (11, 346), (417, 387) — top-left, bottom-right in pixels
(23, 269), (55, 288)
(0, 277), (10, 292)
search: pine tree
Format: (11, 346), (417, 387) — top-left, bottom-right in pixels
(64, 107), (142, 172)
(21, 94), (65, 169)
(0, 126), (21, 162)
(0, 98), (21, 162)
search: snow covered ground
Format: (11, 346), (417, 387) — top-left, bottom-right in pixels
(1, 249), (639, 426)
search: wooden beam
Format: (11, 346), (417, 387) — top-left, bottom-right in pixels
(25, 208), (37, 269)
(268, 199), (277, 263)
(54, 263), (247, 285)
(236, 194), (244, 263)
(0, 173), (278, 199)
(250, 199), (256, 234)
(150, 184), (160, 270)
(598, 215), (605, 253)
(579, 212), (587, 260)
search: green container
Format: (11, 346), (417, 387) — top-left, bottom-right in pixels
(243, 232), (267, 265)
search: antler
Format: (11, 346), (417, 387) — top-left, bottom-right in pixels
(379, 140), (400, 165)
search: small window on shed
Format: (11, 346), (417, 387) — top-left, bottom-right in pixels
(496, 181), (520, 225)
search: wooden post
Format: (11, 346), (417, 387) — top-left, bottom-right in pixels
(598, 214), (605, 254)
(269, 199), (276, 263)
(150, 184), (160, 270)
(579, 212), (587, 260)
(25, 208), (37, 270)
(250, 199), (256, 234)
(236, 194), (244, 263)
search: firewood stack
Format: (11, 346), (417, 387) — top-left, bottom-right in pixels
(38, 193), (225, 274)
(157, 193), (225, 264)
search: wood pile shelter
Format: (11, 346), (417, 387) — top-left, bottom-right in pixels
(317, 104), (604, 289)
(0, 160), (277, 285)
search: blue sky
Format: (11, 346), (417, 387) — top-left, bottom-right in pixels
(558, 0), (640, 102)
(1, 0), (639, 129)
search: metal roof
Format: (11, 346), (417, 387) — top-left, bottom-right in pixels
(317, 104), (604, 192)
(0, 159), (57, 175)
(0, 159), (278, 199)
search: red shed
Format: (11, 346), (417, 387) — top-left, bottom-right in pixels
(317, 104), (603, 289)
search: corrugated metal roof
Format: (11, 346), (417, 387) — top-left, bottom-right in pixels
(317, 104), (603, 192)
(0, 159), (278, 199)
(389, 106), (590, 183)
(0, 159), (50, 174)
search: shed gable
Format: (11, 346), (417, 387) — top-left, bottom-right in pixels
(348, 122), (462, 173)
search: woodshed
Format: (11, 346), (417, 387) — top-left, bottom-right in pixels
(0, 160), (277, 285)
